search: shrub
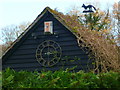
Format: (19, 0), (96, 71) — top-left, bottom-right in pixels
(2, 68), (120, 88)
(0, 71), (2, 89)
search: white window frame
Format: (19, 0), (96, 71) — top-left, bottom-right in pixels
(44, 21), (53, 34)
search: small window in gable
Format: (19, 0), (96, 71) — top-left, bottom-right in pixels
(44, 21), (53, 34)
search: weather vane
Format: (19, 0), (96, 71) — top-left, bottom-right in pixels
(82, 4), (96, 13)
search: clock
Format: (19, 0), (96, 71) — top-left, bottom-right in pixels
(36, 40), (62, 67)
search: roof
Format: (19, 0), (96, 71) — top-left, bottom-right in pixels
(2, 7), (119, 71)
(2, 7), (81, 61)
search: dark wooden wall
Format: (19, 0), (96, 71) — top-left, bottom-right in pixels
(2, 11), (92, 72)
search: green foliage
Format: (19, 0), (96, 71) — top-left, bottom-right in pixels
(0, 71), (2, 88)
(2, 68), (120, 89)
(78, 10), (111, 31)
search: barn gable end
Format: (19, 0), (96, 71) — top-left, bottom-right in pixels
(2, 7), (91, 72)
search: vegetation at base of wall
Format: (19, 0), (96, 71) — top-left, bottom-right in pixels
(2, 68), (120, 89)
(0, 71), (2, 88)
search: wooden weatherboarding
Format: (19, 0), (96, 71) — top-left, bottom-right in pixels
(2, 7), (93, 72)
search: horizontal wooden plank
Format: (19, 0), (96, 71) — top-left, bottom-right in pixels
(19, 40), (79, 50)
(12, 49), (36, 55)
(28, 33), (74, 39)
(2, 65), (93, 72)
(22, 38), (77, 45)
(9, 52), (88, 60)
(5, 57), (91, 65)
(5, 59), (37, 64)
(59, 41), (78, 46)
(31, 29), (70, 36)
(21, 39), (58, 45)
(62, 51), (88, 56)
(10, 50), (88, 59)
(3, 60), (90, 70)
(9, 54), (35, 59)
(14, 45), (84, 55)
(18, 44), (38, 50)
(23, 36), (76, 45)
(2, 66), (61, 72)
(27, 35), (75, 41)
(3, 62), (41, 68)
(2, 62), (92, 72)
(62, 54), (89, 60)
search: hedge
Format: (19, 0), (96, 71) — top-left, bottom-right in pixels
(2, 68), (120, 89)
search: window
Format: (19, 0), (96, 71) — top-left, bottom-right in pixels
(44, 21), (53, 34)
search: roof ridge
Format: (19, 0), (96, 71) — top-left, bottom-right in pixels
(2, 7), (52, 60)
(2, 7), (78, 60)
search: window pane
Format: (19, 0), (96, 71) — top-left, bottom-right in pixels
(44, 21), (53, 34)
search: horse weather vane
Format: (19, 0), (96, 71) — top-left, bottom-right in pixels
(82, 4), (96, 13)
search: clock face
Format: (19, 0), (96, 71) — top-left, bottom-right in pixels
(36, 40), (62, 67)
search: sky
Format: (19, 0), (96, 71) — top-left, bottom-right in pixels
(0, 0), (119, 44)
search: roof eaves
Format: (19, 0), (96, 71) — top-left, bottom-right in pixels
(2, 7), (50, 60)
(46, 7), (79, 38)
(2, 7), (80, 61)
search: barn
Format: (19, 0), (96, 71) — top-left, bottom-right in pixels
(2, 7), (93, 72)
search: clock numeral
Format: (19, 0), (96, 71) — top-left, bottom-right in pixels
(53, 59), (58, 62)
(48, 60), (56, 66)
(39, 59), (44, 63)
(42, 60), (47, 66)
(42, 44), (45, 48)
(47, 61), (51, 67)
(36, 53), (41, 56)
(53, 61), (56, 64)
